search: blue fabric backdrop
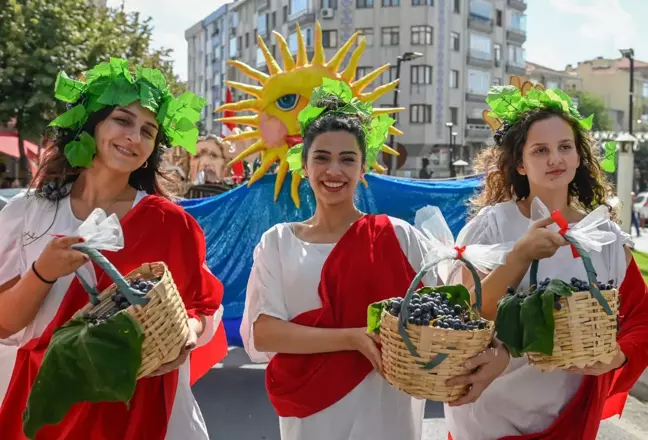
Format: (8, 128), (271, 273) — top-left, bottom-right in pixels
(179, 174), (483, 346)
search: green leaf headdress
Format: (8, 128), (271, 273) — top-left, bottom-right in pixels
(49, 58), (206, 168)
(286, 77), (395, 176)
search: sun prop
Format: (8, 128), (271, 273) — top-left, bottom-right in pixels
(215, 21), (404, 208)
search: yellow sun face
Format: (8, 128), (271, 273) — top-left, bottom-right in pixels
(216, 21), (404, 208)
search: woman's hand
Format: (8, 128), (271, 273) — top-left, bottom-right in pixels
(33, 236), (89, 282)
(567, 350), (627, 376)
(446, 339), (510, 407)
(346, 328), (383, 374)
(511, 217), (568, 264)
(146, 318), (203, 378)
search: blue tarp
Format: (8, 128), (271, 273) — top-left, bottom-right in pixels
(179, 174), (483, 346)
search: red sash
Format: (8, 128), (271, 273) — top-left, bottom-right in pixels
(448, 259), (648, 440)
(0, 196), (227, 440)
(265, 214), (419, 418)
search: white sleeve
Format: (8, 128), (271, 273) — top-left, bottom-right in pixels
(390, 218), (438, 287)
(0, 192), (29, 287)
(605, 220), (633, 287)
(239, 227), (288, 363)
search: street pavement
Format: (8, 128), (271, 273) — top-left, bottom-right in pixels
(193, 347), (648, 440)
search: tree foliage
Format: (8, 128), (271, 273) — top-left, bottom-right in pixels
(566, 89), (612, 132)
(0, 0), (185, 184)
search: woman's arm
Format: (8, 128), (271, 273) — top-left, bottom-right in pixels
(0, 273), (53, 338)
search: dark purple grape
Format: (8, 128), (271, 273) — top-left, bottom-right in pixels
(389, 308), (399, 317)
(408, 316), (416, 324)
(453, 304), (463, 314)
(554, 301), (562, 311)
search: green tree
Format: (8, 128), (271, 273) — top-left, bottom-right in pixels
(567, 90), (612, 131)
(0, 1), (185, 185)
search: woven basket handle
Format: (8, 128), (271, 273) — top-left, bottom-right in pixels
(397, 255), (484, 369)
(528, 236), (613, 315)
(75, 246), (150, 306)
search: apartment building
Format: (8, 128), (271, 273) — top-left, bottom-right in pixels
(565, 57), (648, 133)
(185, 4), (231, 135)
(187, 0), (528, 176)
(525, 61), (582, 92)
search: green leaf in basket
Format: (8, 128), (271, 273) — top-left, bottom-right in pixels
(424, 285), (471, 310)
(23, 313), (144, 439)
(520, 290), (555, 355)
(495, 293), (524, 358)
(367, 301), (387, 334)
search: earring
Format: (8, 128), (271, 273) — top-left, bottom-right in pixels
(142, 161), (148, 169)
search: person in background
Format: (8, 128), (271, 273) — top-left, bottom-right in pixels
(419, 157), (434, 179)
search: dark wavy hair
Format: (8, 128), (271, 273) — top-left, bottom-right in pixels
(32, 105), (175, 199)
(470, 107), (614, 218)
(301, 96), (368, 165)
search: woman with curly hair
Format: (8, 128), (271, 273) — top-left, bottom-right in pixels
(443, 89), (648, 440)
(0, 59), (227, 439)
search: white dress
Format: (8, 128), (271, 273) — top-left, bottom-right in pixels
(240, 217), (437, 440)
(0, 191), (217, 440)
(444, 201), (631, 440)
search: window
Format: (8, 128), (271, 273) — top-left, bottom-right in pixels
(411, 65), (432, 85)
(382, 0), (399, 6)
(453, 0), (460, 13)
(381, 27), (399, 46)
(494, 44), (501, 63)
(450, 32), (460, 51)
(356, 66), (373, 80)
(411, 25), (433, 45)
(450, 107), (458, 125)
(508, 10), (527, 32)
(357, 0), (374, 8)
(357, 27), (374, 46)
(410, 105), (432, 124)
(412, 0), (433, 5)
(469, 0), (493, 20)
(257, 13), (268, 36)
(256, 47), (266, 68)
(237, 36), (242, 52)
(496, 9), (502, 26)
(288, 27), (314, 53)
(283, 5), (288, 21)
(245, 32), (250, 48)
(321, 0), (338, 7)
(467, 69), (490, 95)
(272, 11), (277, 28)
(493, 78), (501, 85)
(322, 30), (338, 48)
(382, 66), (398, 84)
(469, 33), (491, 59)
(508, 45), (525, 67)
(450, 70), (459, 88)
(643, 82), (648, 98)
(290, 0), (309, 16)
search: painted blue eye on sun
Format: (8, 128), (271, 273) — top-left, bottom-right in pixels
(276, 94), (299, 111)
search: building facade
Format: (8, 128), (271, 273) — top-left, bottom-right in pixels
(187, 0), (528, 177)
(525, 61), (581, 92)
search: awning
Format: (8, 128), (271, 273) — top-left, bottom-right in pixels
(0, 130), (40, 175)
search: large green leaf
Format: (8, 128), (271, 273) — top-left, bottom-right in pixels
(367, 301), (387, 333)
(64, 132), (96, 168)
(23, 313), (144, 439)
(495, 294), (524, 357)
(601, 141), (617, 173)
(53, 72), (87, 103)
(520, 291), (554, 355)
(425, 285), (471, 309)
(286, 143), (304, 175)
(96, 76), (139, 107)
(48, 104), (87, 129)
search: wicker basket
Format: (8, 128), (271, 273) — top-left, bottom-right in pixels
(72, 248), (190, 379)
(380, 257), (494, 402)
(526, 260), (618, 372)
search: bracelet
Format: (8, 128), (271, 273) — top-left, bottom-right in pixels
(32, 261), (56, 284)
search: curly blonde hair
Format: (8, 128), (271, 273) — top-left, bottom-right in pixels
(469, 107), (615, 219)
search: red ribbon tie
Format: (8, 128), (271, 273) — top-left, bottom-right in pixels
(455, 245), (466, 260)
(550, 210), (579, 258)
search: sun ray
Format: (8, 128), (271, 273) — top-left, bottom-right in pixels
(216, 115), (260, 128)
(360, 80), (399, 103)
(312, 22), (325, 66)
(274, 161), (289, 201)
(290, 173), (302, 208)
(225, 80), (263, 98)
(389, 126), (403, 136)
(226, 140), (266, 166)
(215, 99), (261, 113)
(326, 32), (359, 72)
(295, 24), (308, 67)
(372, 107), (405, 117)
(228, 60), (269, 85)
(257, 35), (282, 75)
(249, 150), (278, 186)
(372, 162), (387, 173)
(341, 37), (366, 83)
(361, 177), (368, 187)
(223, 129), (260, 143)
(352, 64), (389, 94)
(272, 31), (296, 71)
(382, 144), (399, 155)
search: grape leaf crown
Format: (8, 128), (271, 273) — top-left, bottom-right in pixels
(49, 57), (206, 168)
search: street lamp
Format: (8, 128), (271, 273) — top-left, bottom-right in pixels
(616, 132), (637, 234)
(388, 51), (423, 175)
(619, 48), (635, 134)
(446, 122), (455, 177)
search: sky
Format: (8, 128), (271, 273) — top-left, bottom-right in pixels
(108, 0), (647, 81)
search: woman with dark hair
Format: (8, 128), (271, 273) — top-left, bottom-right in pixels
(443, 83), (648, 440)
(240, 79), (442, 439)
(0, 59), (226, 439)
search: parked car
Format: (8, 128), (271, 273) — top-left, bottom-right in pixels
(634, 192), (648, 221)
(0, 188), (24, 211)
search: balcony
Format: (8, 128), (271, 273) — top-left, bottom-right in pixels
(257, 0), (269, 9)
(468, 15), (494, 33)
(506, 28), (527, 44)
(465, 92), (488, 103)
(467, 50), (493, 69)
(505, 62), (526, 75)
(288, 8), (316, 27)
(507, 0), (527, 11)
(465, 122), (492, 140)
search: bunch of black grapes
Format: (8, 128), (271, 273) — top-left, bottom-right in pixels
(506, 277), (616, 312)
(111, 277), (162, 311)
(386, 292), (488, 330)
